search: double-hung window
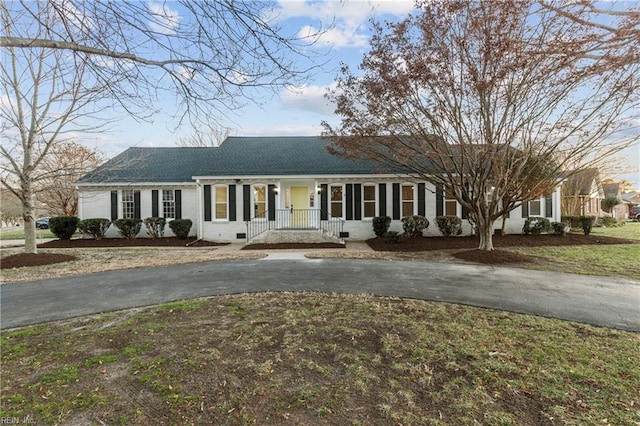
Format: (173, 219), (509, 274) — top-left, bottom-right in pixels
(122, 190), (135, 219)
(363, 185), (376, 218)
(445, 186), (458, 216)
(330, 185), (343, 218)
(162, 190), (175, 218)
(401, 184), (414, 217)
(529, 199), (541, 216)
(215, 186), (228, 220)
(254, 185), (267, 217)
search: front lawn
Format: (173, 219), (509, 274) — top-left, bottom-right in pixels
(2, 293), (638, 425)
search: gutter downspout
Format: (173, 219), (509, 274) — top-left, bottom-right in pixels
(196, 179), (203, 241)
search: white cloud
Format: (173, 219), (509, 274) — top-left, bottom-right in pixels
(281, 83), (337, 115)
(277, 0), (414, 48)
(147, 2), (180, 35)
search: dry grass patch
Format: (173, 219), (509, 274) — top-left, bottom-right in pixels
(1, 248), (265, 284)
(2, 293), (639, 425)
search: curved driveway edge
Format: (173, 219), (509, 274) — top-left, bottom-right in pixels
(1, 259), (639, 331)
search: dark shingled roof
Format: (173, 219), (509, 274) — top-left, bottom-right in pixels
(563, 168), (600, 196)
(77, 137), (387, 184)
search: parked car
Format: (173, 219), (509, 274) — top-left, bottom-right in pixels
(35, 217), (50, 229)
(629, 206), (640, 220)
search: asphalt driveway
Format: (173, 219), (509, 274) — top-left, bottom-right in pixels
(1, 258), (639, 331)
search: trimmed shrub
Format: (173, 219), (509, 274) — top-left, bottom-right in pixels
(435, 215), (463, 236)
(372, 216), (391, 238)
(113, 218), (142, 239)
(522, 216), (551, 235)
(49, 216), (79, 240)
(382, 231), (401, 244)
(401, 215), (429, 237)
(78, 218), (111, 240)
(551, 221), (569, 236)
(561, 215), (582, 228)
(144, 217), (166, 239)
(169, 218), (192, 239)
(579, 215), (596, 236)
(597, 216), (620, 227)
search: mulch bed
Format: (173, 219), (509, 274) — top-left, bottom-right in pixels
(242, 243), (345, 250)
(451, 249), (534, 265)
(38, 237), (225, 248)
(366, 233), (638, 252)
(1, 253), (78, 269)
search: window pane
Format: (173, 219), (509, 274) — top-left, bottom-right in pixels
(215, 187), (227, 202)
(122, 190), (134, 219)
(445, 201), (457, 216)
(530, 200), (541, 216)
(402, 185), (414, 200)
(364, 202), (375, 218)
(331, 186), (342, 201)
(331, 203), (342, 217)
(163, 190), (175, 218)
(364, 185), (375, 201)
(402, 202), (413, 217)
(216, 204), (227, 219)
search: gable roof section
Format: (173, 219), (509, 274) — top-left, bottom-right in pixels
(77, 137), (390, 184)
(563, 168), (600, 196)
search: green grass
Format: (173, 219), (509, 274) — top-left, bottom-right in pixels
(1, 293), (638, 425)
(514, 222), (640, 280)
(0, 228), (55, 240)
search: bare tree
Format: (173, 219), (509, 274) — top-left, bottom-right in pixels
(36, 142), (104, 216)
(177, 125), (232, 148)
(1, 5), (116, 253)
(1, 0), (324, 128)
(1, 0), (324, 253)
(324, 0), (638, 250)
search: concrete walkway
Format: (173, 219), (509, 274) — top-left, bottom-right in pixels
(1, 256), (639, 331)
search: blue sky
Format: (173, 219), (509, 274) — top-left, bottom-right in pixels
(74, 0), (638, 187)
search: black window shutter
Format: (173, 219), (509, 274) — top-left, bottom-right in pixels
(545, 196), (553, 218)
(229, 184), (237, 221)
(152, 190), (159, 217)
(461, 205), (469, 219)
(436, 185), (444, 216)
(392, 183), (400, 220)
(522, 202), (529, 218)
(345, 184), (353, 220)
(418, 183), (426, 216)
(243, 184), (251, 221)
(204, 185), (212, 221)
(320, 184), (328, 220)
(110, 191), (118, 220)
(175, 190), (182, 219)
(268, 184), (276, 221)
(379, 183), (387, 216)
(134, 190), (141, 219)
(354, 184), (362, 220)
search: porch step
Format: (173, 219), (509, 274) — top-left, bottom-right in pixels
(248, 229), (343, 245)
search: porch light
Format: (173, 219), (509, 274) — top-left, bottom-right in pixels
(316, 186), (322, 193)
(273, 186), (279, 194)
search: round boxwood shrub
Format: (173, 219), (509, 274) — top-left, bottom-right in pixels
(401, 215), (429, 237)
(169, 218), (192, 239)
(551, 221), (569, 236)
(113, 218), (142, 239)
(435, 215), (463, 236)
(522, 217), (551, 235)
(372, 216), (391, 238)
(78, 218), (111, 240)
(144, 217), (166, 239)
(382, 230), (401, 244)
(49, 216), (79, 240)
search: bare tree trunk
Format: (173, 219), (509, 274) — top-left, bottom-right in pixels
(477, 217), (495, 251)
(23, 185), (37, 254)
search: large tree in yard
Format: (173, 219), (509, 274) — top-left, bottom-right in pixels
(324, 0), (638, 250)
(1, 0), (322, 253)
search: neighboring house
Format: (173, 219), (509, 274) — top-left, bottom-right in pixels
(562, 168), (604, 217)
(602, 182), (629, 219)
(77, 136), (562, 242)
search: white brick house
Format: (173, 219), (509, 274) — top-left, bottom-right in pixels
(77, 136), (562, 242)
